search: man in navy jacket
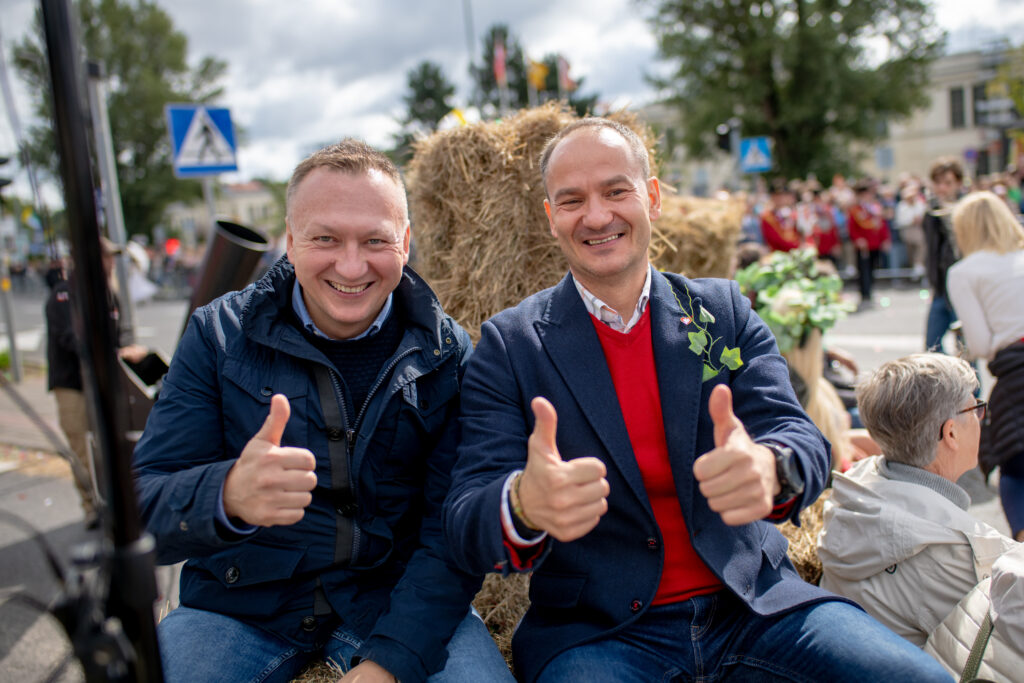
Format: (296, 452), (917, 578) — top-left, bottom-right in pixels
(134, 140), (510, 683)
(443, 119), (951, 682)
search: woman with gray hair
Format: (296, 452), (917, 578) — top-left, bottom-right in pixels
(817, 353), (1018, 649)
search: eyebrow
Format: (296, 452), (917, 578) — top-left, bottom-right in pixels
(552, 174), (636, 202)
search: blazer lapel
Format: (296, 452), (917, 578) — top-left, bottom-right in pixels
(650, 272), (705, 516)
(534, 274), (651, 511)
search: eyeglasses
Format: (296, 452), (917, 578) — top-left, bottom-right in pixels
(938, 400), (987, 440)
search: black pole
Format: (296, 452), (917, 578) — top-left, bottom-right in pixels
(40, 1), (163, 681)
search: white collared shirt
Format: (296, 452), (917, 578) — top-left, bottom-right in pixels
(572, 266), (652, 333)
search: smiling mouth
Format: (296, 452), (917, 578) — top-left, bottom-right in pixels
(327, 281), (371, 294)
(584, 234), (623, 246)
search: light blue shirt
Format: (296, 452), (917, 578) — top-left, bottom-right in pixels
(291, 281), (393, 340)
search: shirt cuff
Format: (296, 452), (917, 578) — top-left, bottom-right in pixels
(216, 484), (258, 536)
(500, 470), (547, 547)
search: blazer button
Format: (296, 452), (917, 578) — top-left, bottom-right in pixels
(260, 386), (273, 397)
(630, 599), (643, 613)
(301, 616), (317, 632)
(646, 537), (659, 551)
(224, 566), (240, 584)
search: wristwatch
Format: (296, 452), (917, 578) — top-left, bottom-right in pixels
(762, 442), (805, 504)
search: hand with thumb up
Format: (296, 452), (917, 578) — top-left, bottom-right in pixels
(515, 396), (610, 542)
(693, 384), (781, 526)
(223, 394), (318, 527)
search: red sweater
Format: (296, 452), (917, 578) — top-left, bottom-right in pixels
(590, 309), (723, 604)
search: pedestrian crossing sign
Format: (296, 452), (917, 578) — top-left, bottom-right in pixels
(166, 105), (238, 178)
(739, 136), (773, 174)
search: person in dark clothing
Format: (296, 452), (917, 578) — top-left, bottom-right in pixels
(45, 237), (145, 528)
(132, 140), (511, 683)
(923, 157), (966, 353)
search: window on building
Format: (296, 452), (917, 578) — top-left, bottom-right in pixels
(950, 87), (965, 129)
(973, 83), (987, 127)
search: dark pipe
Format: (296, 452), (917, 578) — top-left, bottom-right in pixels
(182, 220), (269, 336)
(40, 0), (162, 680)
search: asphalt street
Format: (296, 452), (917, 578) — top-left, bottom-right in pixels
(0, 279), (1011, 682)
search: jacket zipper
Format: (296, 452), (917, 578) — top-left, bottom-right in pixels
(325, 344), (422, 560)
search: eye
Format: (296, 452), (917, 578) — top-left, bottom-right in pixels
(367, 238), (384, 245)
(559, 198), (582, 207)
(313, 235), (334, 243)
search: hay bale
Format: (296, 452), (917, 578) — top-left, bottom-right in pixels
(651, 194), (743, 279)
(778, 489), (830, 585)
(473, 573), (531, 667)
(406, 102), (657, 341)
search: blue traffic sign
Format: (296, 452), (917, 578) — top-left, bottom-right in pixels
(739, 136), (773, 174)
(166, 105), (238, 178)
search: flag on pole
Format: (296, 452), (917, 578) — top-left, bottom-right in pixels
(493, 38), (508, 88)
(557, 55), (577, 99)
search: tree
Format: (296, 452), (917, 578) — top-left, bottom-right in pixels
(391, 60), (457, 163)
(13, 0), (226, 238)
(988, 41), (1024, 159)
(470, 24), (598, 117)
(646, 0), (944, 179)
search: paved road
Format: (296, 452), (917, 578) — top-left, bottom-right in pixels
(0, 281), (1011, 681)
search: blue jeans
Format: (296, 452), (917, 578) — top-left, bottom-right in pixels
(537, 592), (951, 682)
(925, 295), (956, 353)
(158, 606), (513, 683)
(1000, 467), (1024, 538)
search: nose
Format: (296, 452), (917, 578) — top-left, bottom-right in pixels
(332, 242), (368, 280)
(581, 196), (613, 230)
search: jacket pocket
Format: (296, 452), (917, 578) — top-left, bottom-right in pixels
(203, 542), (308, 588)
(529, 571), (588, 609)
(222, 354), (308, 405)
(762, 528), (789, 570)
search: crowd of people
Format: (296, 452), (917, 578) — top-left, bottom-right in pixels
(41, 121), (1024, 682)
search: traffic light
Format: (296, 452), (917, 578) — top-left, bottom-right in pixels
(716, 123), (731, 152)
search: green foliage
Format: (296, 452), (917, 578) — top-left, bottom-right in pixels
(989, 42), (1024, 129)
(392, 60), (457, 163)
(469, 25), (598, 117)
(12, 0), (227, 238)
(646, 0), (945, 179)
(734, 248), (853, 353)
(0, 350), (9, 371)
(669, 274), (743, 382)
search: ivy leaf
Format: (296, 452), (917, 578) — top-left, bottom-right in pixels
(720, 346), (743, 371)
(699, 305), (716, 324)
(688, 330), (708, 354)
(702, 364), (720, 382)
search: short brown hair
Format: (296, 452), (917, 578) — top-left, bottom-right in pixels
(929, 156), (965, 184)
(952, 190), (1024, 255)
(539, 118), (650, 196)
(856, 353), (977, 468)
(286, 139), (406, 220)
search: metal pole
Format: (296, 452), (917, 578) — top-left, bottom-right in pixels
(86, 60), (135, 340)
(40, 1), (162, 679)
(202, 176), (217, 242)
(0, 245), (21, 382)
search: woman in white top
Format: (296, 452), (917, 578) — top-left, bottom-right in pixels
(947, 191), (1024, 541)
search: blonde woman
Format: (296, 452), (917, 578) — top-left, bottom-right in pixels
(947, 191), (1024, 541)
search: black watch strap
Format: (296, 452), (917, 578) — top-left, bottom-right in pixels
(763, 442), (805, 504)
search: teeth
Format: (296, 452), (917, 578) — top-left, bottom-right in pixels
(586, 234), (620, 245)
(328, 282), (369, 293)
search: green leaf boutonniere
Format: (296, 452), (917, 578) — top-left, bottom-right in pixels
(668, 277), (743, 382)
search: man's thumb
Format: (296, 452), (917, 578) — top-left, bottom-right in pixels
(256, 394), (290, 446)
(708, 384), (742, 446)
(530, 396), (561, 461)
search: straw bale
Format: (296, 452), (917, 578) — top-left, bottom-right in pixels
(778, 489), (830, 585)
(473, 573), (532, 667)
(407, 102), (658, 341)
(651, 194), (743, 279)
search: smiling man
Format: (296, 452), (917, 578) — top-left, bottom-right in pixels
(443, 119), (952, 682)
(133, 140), (511, 683)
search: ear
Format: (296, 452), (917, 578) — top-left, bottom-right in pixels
(284, 220), (294, 261)
(647, 177), (662, 221)
(400, 221), (411, 265)
(544, 199), (555, 238)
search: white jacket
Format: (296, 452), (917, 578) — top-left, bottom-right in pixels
(817, 456), (1015, 645)
(925, 543), (1024, 680)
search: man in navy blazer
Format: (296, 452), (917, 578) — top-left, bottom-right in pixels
(444, 119), (952, 682)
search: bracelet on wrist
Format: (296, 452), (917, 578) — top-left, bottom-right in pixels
(511, 472), (541, 531)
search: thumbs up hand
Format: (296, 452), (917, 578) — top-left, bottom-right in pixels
(515, 397), (609, 542)
(223, 394), (318, 527)
(693, 384), (780, 526)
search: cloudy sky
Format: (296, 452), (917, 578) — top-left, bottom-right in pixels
(1, 0), (1023, 193)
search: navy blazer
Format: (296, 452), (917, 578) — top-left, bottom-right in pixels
(444, 269), (849, 682)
